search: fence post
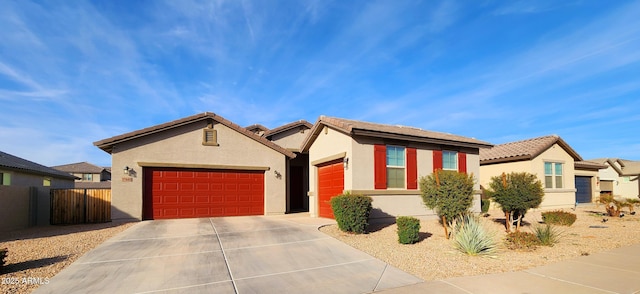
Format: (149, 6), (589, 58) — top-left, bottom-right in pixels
(84, 189), (88, 224)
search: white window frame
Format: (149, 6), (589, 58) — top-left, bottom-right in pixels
(544, 162), (563, 189)
(386, 145), (406, 189)
(442, 150), (458, 171)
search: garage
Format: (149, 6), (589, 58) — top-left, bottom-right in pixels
(143, 168), (264, 220)
(575, 176), (592, 203)
(317, 159), (344, 219)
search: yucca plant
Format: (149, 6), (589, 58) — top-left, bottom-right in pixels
(452, 215), (497, 256)
(533, 224), (561, 246)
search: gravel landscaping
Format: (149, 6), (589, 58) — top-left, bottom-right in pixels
(320, 204), (640, 281)
(0, 221), (135, 294)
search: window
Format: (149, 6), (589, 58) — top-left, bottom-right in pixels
(544, 162), (563, 189)
(386, 146), (405, 188)
(442, 151), (458, 170)
(83, 173), (93, 181)
(1, 172), (10, 186)
(43, 178), (51, 186)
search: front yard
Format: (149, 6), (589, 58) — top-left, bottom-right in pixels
(320, 204), (640, 280)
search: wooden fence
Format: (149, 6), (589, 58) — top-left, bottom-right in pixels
(50, 189), (111, 225)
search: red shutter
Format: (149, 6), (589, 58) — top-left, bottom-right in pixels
(406, 148), (417, 189)
(433, 150), (442, 171)
(458, 152), (467, 173)
(374, 145), (387, 189)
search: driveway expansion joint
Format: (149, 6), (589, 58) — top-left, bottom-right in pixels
(210, 218), (239, 294)
(523, 270), (619, 294)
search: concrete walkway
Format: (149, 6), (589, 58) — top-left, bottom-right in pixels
(380, 242), (640, 294)
(33, 214), (421, 294)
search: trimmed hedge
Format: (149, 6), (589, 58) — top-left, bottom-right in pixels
(541, 210), (577, 226)
(397, 216), (421, 244)
(481, 199), (490, 213)
(330, 193), (373, 234)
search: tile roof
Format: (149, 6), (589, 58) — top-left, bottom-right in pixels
(301, 116), (493, 151)
(0, 150), (77, 180)
(479, 135), (582, 164)
(94, 112), (296, 159)
(245, 124), (269, 135)
(51, 162), (106, 174)
(264, 120), (313, 138)
(588, 158), (640, 176)
(574, 160), (608, 170)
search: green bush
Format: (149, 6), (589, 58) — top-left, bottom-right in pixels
(452, 215), (496, 256)
(486, 172), (544, 232)
(505, 231), (540, 251)
(397, 216), (421, 244)
(1, 248), (7, 268)
(481, 199), (490, 213)
(330, 193), (373, 234)
(541, 210), (577, 226)
(533, 224), (561, 246)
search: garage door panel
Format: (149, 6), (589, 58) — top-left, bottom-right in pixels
(144, 168), (265, 219)
(318, 160), (344, 219)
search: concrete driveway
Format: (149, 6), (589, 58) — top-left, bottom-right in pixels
(34, 215), (421, 294)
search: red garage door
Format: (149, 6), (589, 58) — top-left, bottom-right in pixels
(318, 159), (344, 219)
(143, 168), (264, 220)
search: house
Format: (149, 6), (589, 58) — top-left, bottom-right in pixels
(245, 124), (269, 136)
(300, 116), (493, 220)
(52, 162), (112, 189)
(479, 135), (607, 209)
(0, 150), (76, 230)
(587, 158), (640, 200)
(263, 120), (313, 212)
(94, 112), (296, 221)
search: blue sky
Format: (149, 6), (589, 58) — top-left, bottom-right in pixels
(1, 1), (639, 167)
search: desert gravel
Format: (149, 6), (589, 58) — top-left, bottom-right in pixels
(320, 204), (640, 281)
(0, 221), (134, 294)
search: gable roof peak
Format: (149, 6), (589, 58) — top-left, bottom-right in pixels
(480, 134), (582, 164)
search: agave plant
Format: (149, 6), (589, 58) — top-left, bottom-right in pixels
(533, 224), (561, 246)
(452, 215), (497, 256)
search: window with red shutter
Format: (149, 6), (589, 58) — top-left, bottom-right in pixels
(433, 150), (443, 171)
(406, 148), (417, 189)
(458, 152), (467, 173)
(374, 145), (387, 189)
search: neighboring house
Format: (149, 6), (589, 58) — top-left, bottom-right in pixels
(245, 124), (269, 136)
(52, 161), (112, 189)
(0, 150), (76, 230)
(587, 158), (640, 200)
(263, 120), (313, 212)
(300, 116), (493, 221)
(479, 135), (607, 209)
(94, 112), (296, 221)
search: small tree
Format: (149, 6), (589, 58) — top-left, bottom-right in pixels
(420, 170), (475, 239)
(486, 172), (544, 232)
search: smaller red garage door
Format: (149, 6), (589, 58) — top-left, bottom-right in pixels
(317, 159), (344, 219)
(144, 168), (264, 220)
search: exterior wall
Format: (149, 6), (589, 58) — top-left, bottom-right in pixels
(269, 128), (310, 151)
(307, 127), (482, 220)
(574, 169), (601, 203)
(110, 120), (287, 220)
(72, 172), (102, 183)
(0, 169), (74, 226)
(480, 143), (577, 210)
(598, 163), (639, 199)
(0, 186), (34, 231)
(307, 126), (353, 217)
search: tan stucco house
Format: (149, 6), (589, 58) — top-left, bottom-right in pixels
(0, 150), (76, 230)
(479, 135), (607, 209)
(300, 116), (493, 221)
(52, 161), (112, 189)
(587, 158), (640, 200)
(94, 112), (296, 221)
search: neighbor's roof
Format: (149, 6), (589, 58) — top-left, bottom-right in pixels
(94, 112), (296, 158)
(245, 124), (269, 134)
(574, 160), (608, 171)
(588, 158), (640, 176)
(479, 135), (582, 165)
(75, 181), (112, 189)
(300, 116), (493, 151)
(52, 162), (107, 174)
(265, 120), (313, 138)
(0, 150), (77, 180)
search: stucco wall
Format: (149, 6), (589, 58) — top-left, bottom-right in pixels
(110, 120), (288, 220)
(0, 186), (34, 231)
(269, 128), (310, 151)
(598, 164), (639, 199)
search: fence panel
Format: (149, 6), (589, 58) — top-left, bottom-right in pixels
(51, 189), (111, 225)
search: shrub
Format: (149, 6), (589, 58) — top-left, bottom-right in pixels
(541, 210), (576, 226)
(396, 216), (421, 244)
(505, 231), (540, 251)
(598, 194), (623, 217)
(486, 172), (544, 232)
(420, 170), (476, 239)
(0, 248), (7, 268)
(330, 193), (373, 234)
(533, 224), (561, 246)
(481, 199), (490, 213)
(452, 215), (496, 256)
